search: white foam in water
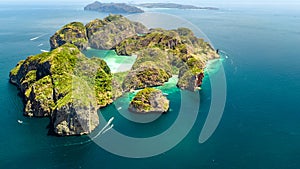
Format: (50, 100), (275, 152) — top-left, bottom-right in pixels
(205, 51), (229, 74)
(30, 33), (47, 41)
(30, 36), (40, 41)
(40, 49), (49, 53)
(205, 59), (223, 74)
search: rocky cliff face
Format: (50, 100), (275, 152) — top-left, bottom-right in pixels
(129, 88), (169, 113)
(116, 28), (219, 91)
(86, 14), (148, 50)
(122, 64), (172, 92)
(50, 15), (148, 51)
(50, 22), (88, 51)
(9, 44), (113, 136)
(122, 48), (172, 92)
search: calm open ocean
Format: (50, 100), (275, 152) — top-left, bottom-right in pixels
(0, 3), (300, 169)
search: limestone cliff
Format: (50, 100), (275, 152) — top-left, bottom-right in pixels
(50, 22), (88, 50)
(50, 14), (148, 51)
(86, 14), (148, 50)
(9, 44), (113, 136)
(121, 48), (172, 92)
(129, 88), (169, 113)
(116, 28), (219, 91)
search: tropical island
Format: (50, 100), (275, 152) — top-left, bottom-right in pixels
(129, 88), (169, 114)
(84, 1), (144, 14)
(136, 3), (219, 10)
(9, 14), (219, 136)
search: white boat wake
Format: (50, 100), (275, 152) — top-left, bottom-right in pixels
(30, 33), (47, 41)
(90, 117), (114, 140)
(30, 36), (39, 41)
(102, 124), (114, 135)
(52, 117), (115, 148)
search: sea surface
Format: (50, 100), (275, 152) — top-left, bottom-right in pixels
(0, 3), (300, 169)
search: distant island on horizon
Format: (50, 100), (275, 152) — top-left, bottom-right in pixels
(84, 1), (144, 14)
(136, 3), (219, 10)
(84, 1), (218, 14)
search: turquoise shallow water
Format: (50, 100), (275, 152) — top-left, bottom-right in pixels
(0, 3), (300, 169)
(83, 49), (137, 73)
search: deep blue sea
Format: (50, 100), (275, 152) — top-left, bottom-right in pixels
(0, 3), (300, 169)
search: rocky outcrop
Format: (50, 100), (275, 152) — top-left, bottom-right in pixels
(84, 1), (144, 13)
(50, 15), (148, 51)
(116, 28), (219, 91)
(122, 64), (172, 92)
(9, 44), (113, 136)
(115, 30), (182, 56)
(177, 68), (205, 91)
(25, 75), (55, 117)
(86, 14), (148, 50)
(50, 22), (88, 50)
(52, 76), (100, 136)
(129, 88), (169, 113)
(122, 48), (172, 92)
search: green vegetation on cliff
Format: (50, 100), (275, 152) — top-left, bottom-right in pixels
(10, 60), (24, 77)
(121, 48), (172, 92)
(48, 15), (218, 93)
(9, 43), (113, 135)
(50, 14), (148, 51)
(116, 28), (219, 91)
(85, 19), (106, 38)
(122, 64), (172, 92)
(10, 15), (219, 135)
(129, 88), (169, 113)
(86, 14), (148, 50)
(50, 22), (88, 50)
